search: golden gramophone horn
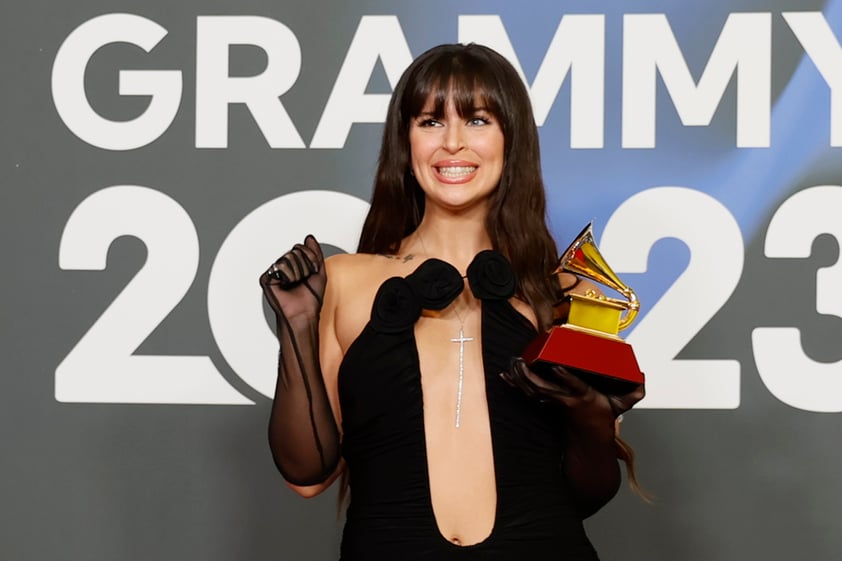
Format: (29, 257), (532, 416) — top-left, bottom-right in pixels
(523, 222), (645, 386)
(553, 223), (640, 331)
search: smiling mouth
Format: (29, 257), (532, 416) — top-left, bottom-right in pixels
(436, 165), (477, 178)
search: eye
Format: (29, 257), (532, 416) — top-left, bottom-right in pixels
(468, 115), (492, 126)
(417, 118), (442, 127)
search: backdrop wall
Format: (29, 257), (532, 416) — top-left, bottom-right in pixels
(4, 0), (842, 559)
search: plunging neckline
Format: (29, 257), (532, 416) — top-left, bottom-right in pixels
(336, 250), (561, 555)
(395, 252), (520, 547)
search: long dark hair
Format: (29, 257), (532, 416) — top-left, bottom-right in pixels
(353, 43), (644, 500)
(357, 43), (560, 330)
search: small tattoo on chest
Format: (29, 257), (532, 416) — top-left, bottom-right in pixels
(380, 253), (416, 263)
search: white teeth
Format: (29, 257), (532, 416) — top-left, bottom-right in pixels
(437, 166), (476, 177)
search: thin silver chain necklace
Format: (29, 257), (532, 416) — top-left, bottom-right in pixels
(416, 230), (475, 428)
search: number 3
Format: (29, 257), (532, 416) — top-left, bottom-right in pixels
(753, 185), (842, 412)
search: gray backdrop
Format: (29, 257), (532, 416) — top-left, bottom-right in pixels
(4, 0), (842, 559)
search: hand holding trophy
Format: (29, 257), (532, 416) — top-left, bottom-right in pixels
(522, 223), (645, 395)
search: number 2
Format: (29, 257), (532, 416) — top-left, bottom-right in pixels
(601, 186), (743, 408)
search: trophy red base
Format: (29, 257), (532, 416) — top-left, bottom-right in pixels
(522, 326), (644, 395)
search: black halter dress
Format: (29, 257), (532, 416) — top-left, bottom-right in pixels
(337, 251), (599, 560)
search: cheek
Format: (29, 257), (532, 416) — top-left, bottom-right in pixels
(409, 134), (432, 164)
(484, 148), (505, 179)
(479, 133), (505, 162)
(484, 137), (505, 183)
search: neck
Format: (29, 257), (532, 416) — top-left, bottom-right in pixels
(407, 217), (492, 272)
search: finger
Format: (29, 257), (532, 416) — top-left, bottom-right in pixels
(505, 360), (545, 398)
(303, 234), (325, 269)
(264, 236), (323, 285)
(286, 242), (321, 279)
(288, 246), (314, 277)
(272, 245), (316, 285)
(617, 383), (645, 403)
(498, 370), (515, 388)
(631, 383), (645, 401)
(510, 359), (575, 400)
(262, 262), (289, 286)
(504, 360), (539, 396)
(611, 383), (645, 414)
(501, 370), (558, 404)
(515, 362), (566, 394)
(544, 365), (589, 397)
(272, 256), (299, 286)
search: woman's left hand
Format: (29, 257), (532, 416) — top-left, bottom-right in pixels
(501, 358), (645, 427)
(503, 358), (645, 516)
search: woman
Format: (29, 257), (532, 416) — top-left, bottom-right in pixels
(260, 43), (644, 560)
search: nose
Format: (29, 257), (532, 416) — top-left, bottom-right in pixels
(442, 123), (465, 153)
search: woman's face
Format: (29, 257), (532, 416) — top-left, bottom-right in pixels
(408, 95), (504, 214)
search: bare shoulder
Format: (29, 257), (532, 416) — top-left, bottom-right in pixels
(325, 251), (426, 281)
(325, 252), (378, 275)
(324, 252), (393, 288)
(323, 252), (408, 351)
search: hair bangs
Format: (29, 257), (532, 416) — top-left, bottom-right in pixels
(401, 51), (504, 125)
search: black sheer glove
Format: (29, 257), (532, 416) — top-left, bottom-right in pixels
(501, 358), (645, 516)
(501, 358), (644, 423)
(260, 235), (340, 486)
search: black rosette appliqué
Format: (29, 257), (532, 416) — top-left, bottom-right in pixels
(466, 250), (516, 300)
(406, 258), (464, 310)
(369, 277), (422, 333)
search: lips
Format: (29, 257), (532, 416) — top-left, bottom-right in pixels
(437, 165), (477, 177)
(433, 161), (478, 183)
